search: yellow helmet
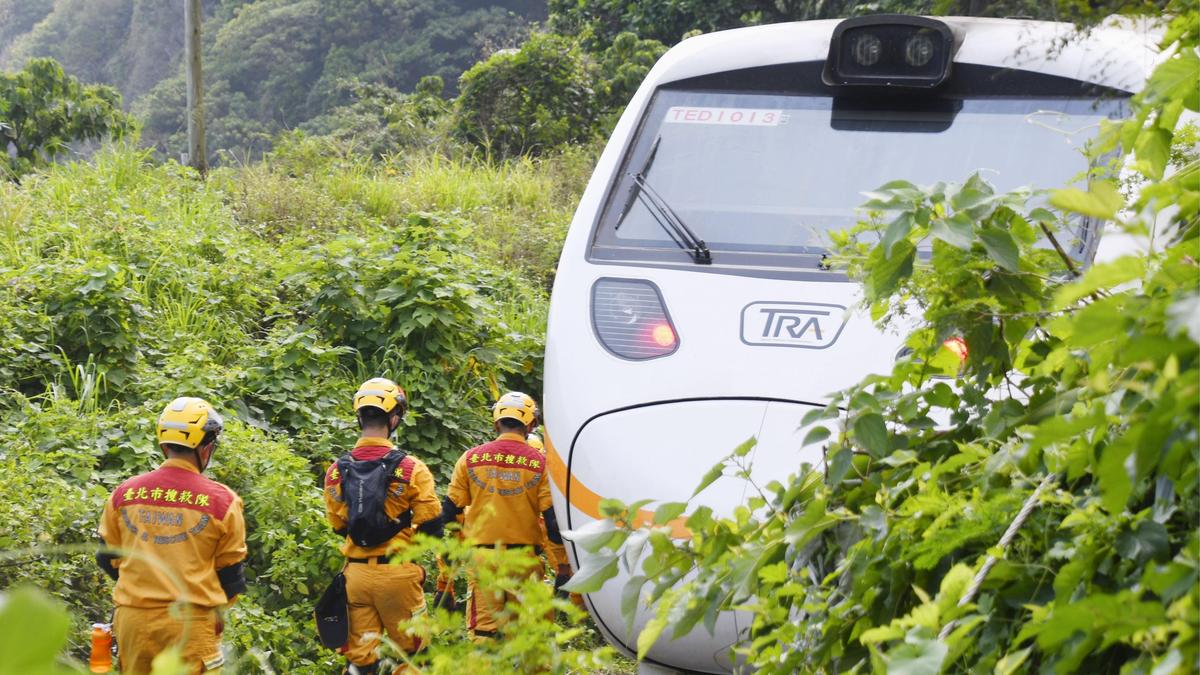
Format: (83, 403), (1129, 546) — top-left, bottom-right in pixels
(527, 433), (544, 452)
(492, 391), (537, 427)
(354, 378), (407, 416)
(157, 397), (223, 450)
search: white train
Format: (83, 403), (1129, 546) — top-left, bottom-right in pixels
(543, 15), (1158, 674)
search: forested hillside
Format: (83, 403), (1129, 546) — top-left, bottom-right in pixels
(0, 0), (546, 160)
(0, 0), (1099, 164)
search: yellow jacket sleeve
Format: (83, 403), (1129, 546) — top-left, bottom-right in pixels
(536, 466), (554, 513)
(323, 463), (347, 533)
(214, 493), (248, 570)
(408, 460), (441, 526)
(448, 455), (471, 509)
(97, 496), (122, 570)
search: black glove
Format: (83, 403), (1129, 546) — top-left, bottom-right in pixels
(432, 589), (459, 613)
(554, 571), (571, 598)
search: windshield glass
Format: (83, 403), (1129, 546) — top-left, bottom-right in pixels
(594, 88), (1128, 268)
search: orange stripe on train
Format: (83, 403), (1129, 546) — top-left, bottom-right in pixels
(544, 433), (691, 539)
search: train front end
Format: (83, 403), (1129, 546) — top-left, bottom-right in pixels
(544, 16), (1151, 674)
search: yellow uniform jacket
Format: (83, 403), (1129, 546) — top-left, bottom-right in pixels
(323, 437), (441, 558)
(98, 458), (247, 608)
(448, 432), (561, 551)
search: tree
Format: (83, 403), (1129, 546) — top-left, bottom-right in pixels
(548, 0), (931, 47)
(595, 31), (667, 113)
(0, 58), (135, 179)
(135, 0), (541, 163)
(548, 0), (1174, 48)
(454, 33), (601, 158)
(566, 4), (1199, 673)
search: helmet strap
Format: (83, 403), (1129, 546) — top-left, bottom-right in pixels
(196, 434), (217, 472)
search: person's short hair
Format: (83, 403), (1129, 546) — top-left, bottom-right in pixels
(357, 405), (392, 430)
(496, 417), (526, 433)
(162, 442), (195, 455)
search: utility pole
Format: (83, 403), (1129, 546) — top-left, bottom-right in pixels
(184, 0), (207, 174)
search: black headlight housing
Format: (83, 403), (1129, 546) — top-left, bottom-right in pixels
(823, 15), (956, 88)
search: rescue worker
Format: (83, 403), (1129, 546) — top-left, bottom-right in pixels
(97, 397), (247, 674)
(441, 392), (565, 640)
(323, 378), (442, 674)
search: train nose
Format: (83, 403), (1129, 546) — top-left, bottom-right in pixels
(557, 398), (827, 673)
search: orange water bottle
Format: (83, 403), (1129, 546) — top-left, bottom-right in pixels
(88, 623), (113, 673)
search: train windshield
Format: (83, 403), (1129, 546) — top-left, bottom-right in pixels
(591, 85), (1128, 273)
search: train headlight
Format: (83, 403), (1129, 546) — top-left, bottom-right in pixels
(823, 15), (955, 88)
(591, 278), (679, 360)
(905, 34), (936, 67)
(851, 33), (882, 67)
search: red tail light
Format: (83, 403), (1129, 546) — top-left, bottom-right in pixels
(591, 278), (679, 360)
(943, 337), (968, 362)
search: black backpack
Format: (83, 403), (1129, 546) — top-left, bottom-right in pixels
(313, 572), (348, 649)
(336, 449), (411, 547)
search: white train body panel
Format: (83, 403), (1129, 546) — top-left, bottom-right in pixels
(544, 16), (1158, 673)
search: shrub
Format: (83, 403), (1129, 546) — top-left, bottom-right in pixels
(454, 33), (600, 159)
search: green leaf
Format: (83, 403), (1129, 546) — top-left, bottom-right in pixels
(733, 436), (758, 457)
(1053, 256), (1146, 308)
(758, 561), (788, 585)
(801, 425), (831, 447)
(852, 413), (890, 458)
(562, 518), (622, 553)
(1140, 51), (1200, 111)
(691, 460), (726, 498)
(827, 445), (853, 488)
(621, 574), (648, 631)
(623, 528), (652, 572)
(560, 551), (619, 594)
(1134, 126), (1171, 180)
(653, 502), (687, 525)
(867, 239), (915, 301)
(881, 212), (914, 257)
(1049, 181), (1123, 220)
(930, 212), (975, 249)
(994, 647), (1032, 675)
(0, 586), (72, 674)
(801, 404), (838, 426)
(637, 615), (669, 660)
(1098, 436), (1136, 514)
(860, 624), (904, 644)
(978, 227), (1019, 272)
(883, 628), (949, 675)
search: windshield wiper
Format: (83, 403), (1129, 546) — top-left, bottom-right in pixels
(615, 136), (712, 265)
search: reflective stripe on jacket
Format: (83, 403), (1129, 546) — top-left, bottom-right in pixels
(448, 433), (552, 546)
(98, 458), (246, 608)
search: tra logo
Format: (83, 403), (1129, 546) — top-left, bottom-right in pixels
(740, 302), (848, 349)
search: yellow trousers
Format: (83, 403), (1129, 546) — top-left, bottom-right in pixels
(113, 604), (223, 674)
(466, 547), (542, 640)
(344, 560), (427, 672)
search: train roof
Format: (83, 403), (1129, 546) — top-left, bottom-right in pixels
(646, 16), (1164, 95)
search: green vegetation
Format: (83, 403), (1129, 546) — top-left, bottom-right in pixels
(0, 139), (593, 670)
(0, 0), (545, 163)
(566, 4), (1200, 673)
(455, 33), (600, 159)
(0, 58), (134, 179)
